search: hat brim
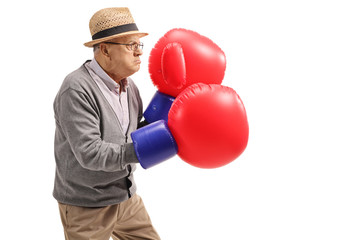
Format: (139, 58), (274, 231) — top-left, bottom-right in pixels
(84, 31), (148, 47)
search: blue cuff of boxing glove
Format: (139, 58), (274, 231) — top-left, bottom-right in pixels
(131, 120), (178, 169)
(143, 91), (175, 123)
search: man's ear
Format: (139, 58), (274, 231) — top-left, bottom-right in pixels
(99, 43), (110, 57)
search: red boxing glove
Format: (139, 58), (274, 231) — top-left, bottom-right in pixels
(144, 28), (226, 123)
(149, 28), (226, 97)
(168, 83), (249, 169)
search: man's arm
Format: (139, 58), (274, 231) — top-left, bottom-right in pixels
(55, 88), (138, 172)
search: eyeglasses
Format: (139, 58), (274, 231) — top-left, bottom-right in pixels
(103, 42), (144, 51)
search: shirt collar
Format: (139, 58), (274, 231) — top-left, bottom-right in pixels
(88, 58), (128, 93)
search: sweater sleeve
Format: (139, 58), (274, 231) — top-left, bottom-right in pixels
(55, 88), (138, 172)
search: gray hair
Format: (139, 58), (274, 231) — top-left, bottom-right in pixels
(93, 44), (100, 53)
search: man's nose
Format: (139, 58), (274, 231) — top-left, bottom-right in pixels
(134, 48), (143, 56)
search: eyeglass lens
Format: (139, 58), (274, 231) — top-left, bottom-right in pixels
(130, 43), (143, 51)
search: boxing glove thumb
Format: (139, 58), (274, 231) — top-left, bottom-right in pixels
(161, 42), (187, 90)
(131, 120), (178, 169)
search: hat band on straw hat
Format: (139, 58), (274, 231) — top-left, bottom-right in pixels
(92, 23), (139, 40)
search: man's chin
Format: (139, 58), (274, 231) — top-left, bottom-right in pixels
(134, 64), (141, 72)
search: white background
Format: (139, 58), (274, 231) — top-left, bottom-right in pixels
(1, 0), (359, 239)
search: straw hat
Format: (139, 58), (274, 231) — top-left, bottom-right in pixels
(84, 7), (148, 47)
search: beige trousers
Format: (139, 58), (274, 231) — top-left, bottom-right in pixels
(58, 194), (160, 240)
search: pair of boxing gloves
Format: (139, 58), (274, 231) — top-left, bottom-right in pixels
(130, 28), (249, 169)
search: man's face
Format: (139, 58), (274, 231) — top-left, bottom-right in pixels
(104, 35), (143, 80)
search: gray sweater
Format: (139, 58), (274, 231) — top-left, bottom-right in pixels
(53, 62), (142, 207)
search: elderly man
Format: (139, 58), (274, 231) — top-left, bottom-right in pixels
(52, 7), (173, 240)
